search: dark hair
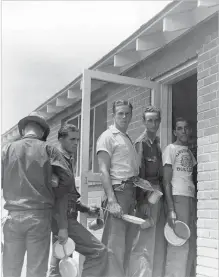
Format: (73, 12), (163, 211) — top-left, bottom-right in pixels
(142, 105), (161, 121)
(112, 100), (133, 114)
(173, 117), (189, 130)
(58, 124), (79, 140)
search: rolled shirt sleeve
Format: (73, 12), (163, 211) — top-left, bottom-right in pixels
(96, 132), (114, 157)
(162, 144), (175, 166)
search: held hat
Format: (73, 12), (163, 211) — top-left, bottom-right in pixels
(18, 111), (50, 140)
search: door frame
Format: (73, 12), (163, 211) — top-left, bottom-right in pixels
(79, 69), (161, 224)
(156, 58), (198, 150)
(78, 69), (161, 272)
(156, 57), (198, 274)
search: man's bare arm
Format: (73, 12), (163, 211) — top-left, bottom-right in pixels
(163, 164), (176, 227)
(97, 151), (122, 217)
(97, 151), (116, 203)
(163, 164), (174, 211)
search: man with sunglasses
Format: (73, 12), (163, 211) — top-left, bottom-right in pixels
(97, 100), (139, 275)
(48, 123), (123, 277)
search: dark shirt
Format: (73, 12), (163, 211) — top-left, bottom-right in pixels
(56, 145), (89, 219)
(135, 131), (163, 201)
(1, 135), (74, 212)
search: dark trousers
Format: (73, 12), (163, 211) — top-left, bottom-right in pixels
(101, 184), (136, 276)
(49, 217), (121, 277)
(125, 198), (166, 277)
(3, 209), (52, 277)
(165, 196), (196, 277)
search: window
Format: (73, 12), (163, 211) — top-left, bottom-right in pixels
(66, 101), (107, 176)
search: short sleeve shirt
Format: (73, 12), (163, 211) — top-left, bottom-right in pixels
(96, 125), (139, 185)
(162, 144), (197, 197)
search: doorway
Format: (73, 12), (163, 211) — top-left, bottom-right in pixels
(171, 73), (197, 276)
(172, 73), (197, 157)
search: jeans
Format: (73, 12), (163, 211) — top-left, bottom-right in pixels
(125, 198), (166, 277)
(3, 209), (52, 277)
(48, 217), (123, 277)
(101, 183), (136, 276)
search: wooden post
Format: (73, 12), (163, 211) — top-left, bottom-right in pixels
(78, 69), (91, 274)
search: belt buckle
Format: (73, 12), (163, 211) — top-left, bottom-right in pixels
(114, 183), (125, 191)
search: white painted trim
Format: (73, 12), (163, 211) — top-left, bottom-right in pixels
(151, 84), (161, 108)
(78, 70), (91, 274)
(77, 68), (161, 272)
(157, 58), (197, 147)
(155, 58), (197, 84)
(198, 0), (219, 8)
(87, 69), (159, 89)
(91, 107), (96, 172)
(66, 99), (107, 124)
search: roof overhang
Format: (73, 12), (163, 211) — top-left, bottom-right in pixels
(2, 0), (219, 142)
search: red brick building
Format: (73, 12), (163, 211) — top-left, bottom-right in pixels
(2, 2), (219, 276)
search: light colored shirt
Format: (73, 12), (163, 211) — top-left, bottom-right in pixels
(162, 144), (197, 197)
(96, 125), (139, 185)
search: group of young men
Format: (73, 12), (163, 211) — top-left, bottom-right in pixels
(1, 100), (197, 277)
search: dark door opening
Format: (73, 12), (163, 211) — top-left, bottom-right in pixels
(172, 73), (197, 277)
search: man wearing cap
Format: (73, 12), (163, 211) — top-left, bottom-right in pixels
(1, 112), (74, 277)
(162, 117), (197, 277)
(96, 100), (139, 275)
(48, 123), (117, 277)
(126, 105), (166, 277)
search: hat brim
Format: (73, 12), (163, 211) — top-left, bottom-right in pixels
(18, 115), (50, 139)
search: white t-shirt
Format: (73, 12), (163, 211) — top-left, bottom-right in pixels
(162, 144), (197, 197)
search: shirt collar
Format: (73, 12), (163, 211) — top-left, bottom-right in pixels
(22, 134), (41, 140)
(57, 144), (73, 160)
(109, 125), (128, 135)
(135, 130), (160, 145)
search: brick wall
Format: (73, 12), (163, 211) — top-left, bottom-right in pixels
(46, 121), (61, 147)
(196, 31), (219, 277)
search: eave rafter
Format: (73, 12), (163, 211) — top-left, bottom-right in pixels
(114, 49), (156, 67)
(67, 88), (82, 99)
(136, 30), (186, 51)
(163, 2), (219, 32)
(56, 97), (69, 107)
(198, 0), (219, 8)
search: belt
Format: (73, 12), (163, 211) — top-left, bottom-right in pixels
(113, 181), (135, 191)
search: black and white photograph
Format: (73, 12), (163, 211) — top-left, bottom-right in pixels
(1, 1), (219, 277)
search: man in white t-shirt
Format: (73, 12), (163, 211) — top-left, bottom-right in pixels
(162, 117), (197, 277)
